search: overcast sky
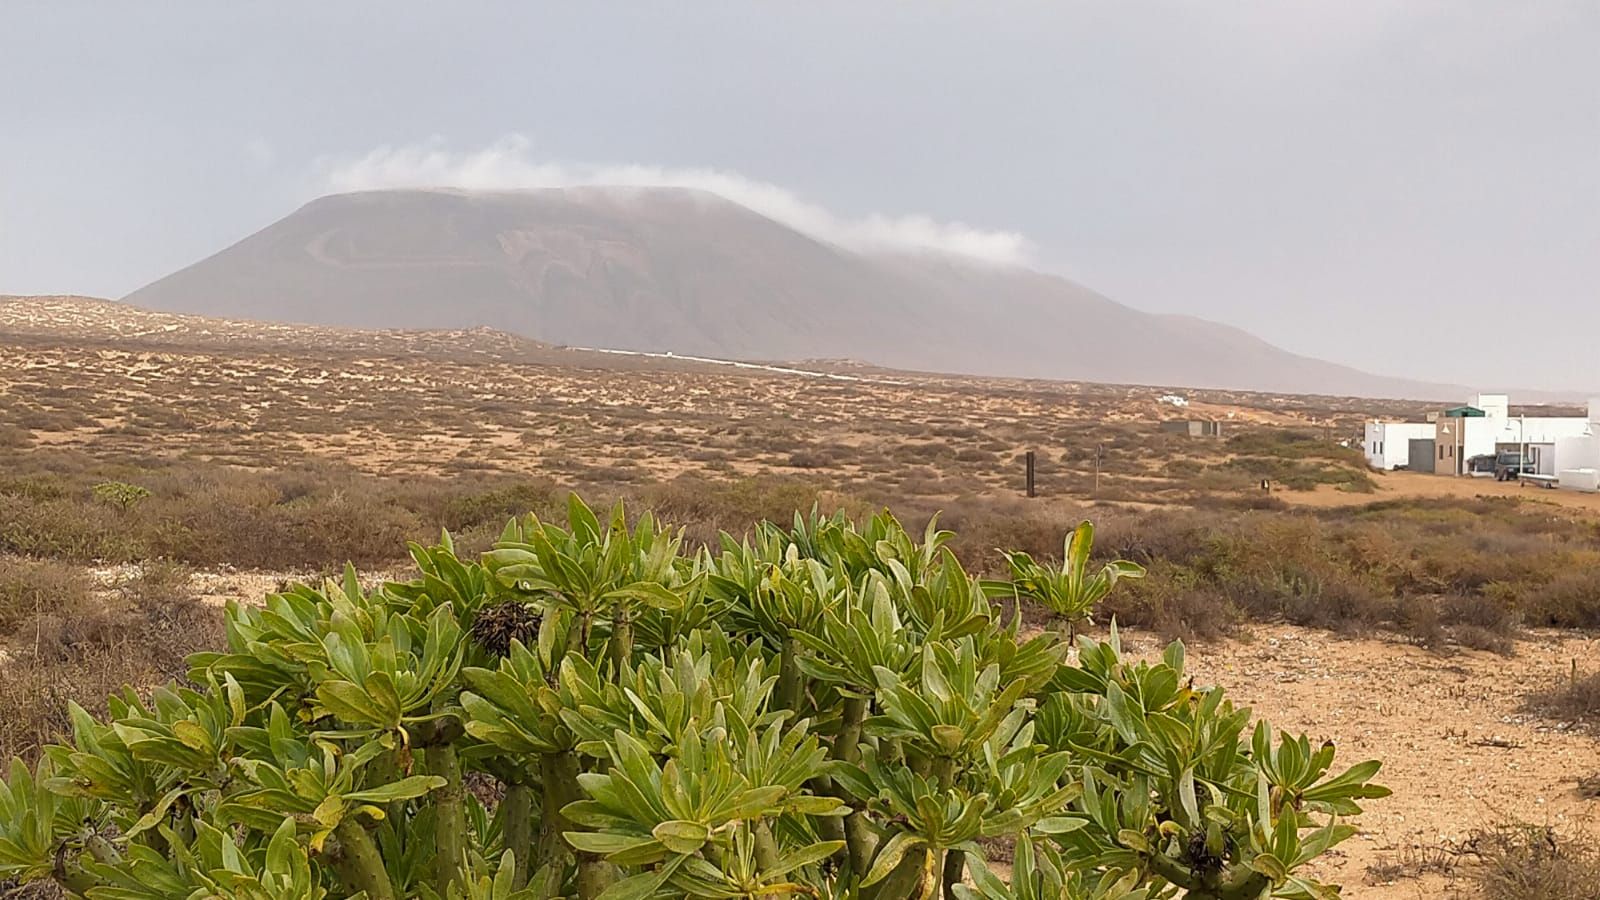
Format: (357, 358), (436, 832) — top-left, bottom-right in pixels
(2, 2), (1596, 390)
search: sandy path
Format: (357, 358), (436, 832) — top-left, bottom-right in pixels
(1280, 470), (1600, 515)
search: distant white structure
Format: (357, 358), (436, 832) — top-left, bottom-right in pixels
(1363, 421), (1434, 470)
(1365, 394), (1598, 477)
(1554, 399), (1600, 492)
(1158, 394), (1189, 407)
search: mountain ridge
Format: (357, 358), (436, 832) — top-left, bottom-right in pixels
(122, 187), (1473, 400)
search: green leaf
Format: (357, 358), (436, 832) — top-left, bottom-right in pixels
(651, 819), (709, 855)
(1032, 816), (1088, 835)
(863, 832), (925, 887)
(345, 775), (446, 804)
(1250, 852), (1289, 884)
(772, 840), (846, 876)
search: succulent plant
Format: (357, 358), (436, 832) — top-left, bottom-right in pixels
(0, 496), (1387, 899)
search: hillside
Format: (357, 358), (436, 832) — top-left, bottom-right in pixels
(124, 187), (1457, 398)
(0, 294), (545, 361)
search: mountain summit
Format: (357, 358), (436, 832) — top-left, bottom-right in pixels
(125, 187), (1446, 397)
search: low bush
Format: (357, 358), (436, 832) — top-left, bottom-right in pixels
(0, 557), (97, 635)
(0, 561), (225, 761)
(1458, 821), (1600, 900)
(1523, 667), (1600, 723)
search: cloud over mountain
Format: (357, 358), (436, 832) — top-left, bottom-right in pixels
(316, 135), (1033, 265)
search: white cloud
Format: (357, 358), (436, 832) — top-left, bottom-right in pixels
(315, 135), (1032, 264)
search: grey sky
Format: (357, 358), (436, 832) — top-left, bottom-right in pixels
(2, 2), (1596, 390)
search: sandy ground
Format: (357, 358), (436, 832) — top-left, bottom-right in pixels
(1119, 624), (1600, 898)
(1281, 470), (1600, 514)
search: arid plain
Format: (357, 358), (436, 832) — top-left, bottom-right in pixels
(3, 294), (1598, 898)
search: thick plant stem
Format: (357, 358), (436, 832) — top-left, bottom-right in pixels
(776, 636), (802, 712)
(427, 742), (467, 896)
(831, 695), (874, 878)
(941, 849), (965, 900)
(844, 814), (877, 885)
(807, 783), (847, 848)
(371, 746), (410, 824)
(502, 781), (535, 890)
(868, 847), (927, 900)
(333, 818), (396, 900)
(610, 605), (634, 671)
(541, 749), (617, 897)
(578, 852), (620, 895)
(538, 751), (580, 866)
(566, 612), (593, 657)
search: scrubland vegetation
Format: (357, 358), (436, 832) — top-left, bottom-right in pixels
(2, 308), (1598, 897)
(5, 440), (1600, 761)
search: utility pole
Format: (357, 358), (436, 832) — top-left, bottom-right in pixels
(1094, 443), (1105, 494)
(1024, 450), (1036, 498)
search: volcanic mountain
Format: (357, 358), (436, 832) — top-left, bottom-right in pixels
(125, 187), (1452, 398)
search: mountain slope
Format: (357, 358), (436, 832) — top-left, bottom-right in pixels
(125, 187), (1454, 398)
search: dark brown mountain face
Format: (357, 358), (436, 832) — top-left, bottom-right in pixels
(125, 187), (1454, 398)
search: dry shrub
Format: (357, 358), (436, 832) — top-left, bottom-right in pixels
(1436, 594), (1519, 653)
(0, 561), (225, 762)
(1523, 668), (1600, 723)
(0, 556), (113, 669)
(638, 478), (834, 548)
(1457, 822), (1600, 900)
(1098, 562), (1241, 643)
(1523, 567), (1600, 629)
(930, 496), (1085, 574)
(439, 481), (561, 533)
(1364, 844), (1456, 885)
(0, 424), (34, 448)
(0, 495), (144, 562)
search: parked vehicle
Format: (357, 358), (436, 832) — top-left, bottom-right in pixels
(1494, 450), (1533, 481)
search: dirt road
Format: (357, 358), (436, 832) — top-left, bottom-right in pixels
(1281, 470), (1600, 515)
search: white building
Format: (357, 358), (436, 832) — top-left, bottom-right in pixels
(1553, 400), (1600, 492)
(1363, 421), (1434, 470)
(1366, 394), (1597, 477)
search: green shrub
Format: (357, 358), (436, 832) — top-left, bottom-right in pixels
(0, 498), (1387, 899)
(91, 481), (151, 512)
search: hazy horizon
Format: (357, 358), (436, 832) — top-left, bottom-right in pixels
(2, 2), (1596, 390)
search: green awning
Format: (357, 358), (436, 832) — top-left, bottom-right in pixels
(1441, 406), (1486, 418)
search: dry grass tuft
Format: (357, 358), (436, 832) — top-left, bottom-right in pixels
(1455, 821), (1600, 900)
(1523, 666), (1600, 724)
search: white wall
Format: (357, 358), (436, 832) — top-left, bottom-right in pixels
(1503, 416), (1591, 445)
(1451, 414), (1590, 465)
(1474, 393), (1510, 420)
(1365, 421), (1433, 470)
(1556, 433), (1600, 472)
